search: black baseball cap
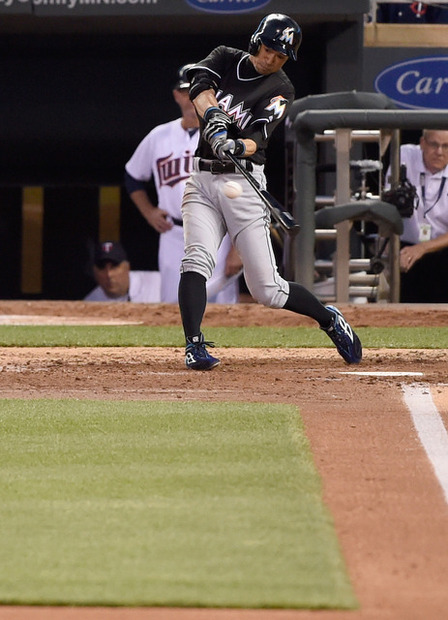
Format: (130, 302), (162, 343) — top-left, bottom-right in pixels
(94, 241), (128, 267)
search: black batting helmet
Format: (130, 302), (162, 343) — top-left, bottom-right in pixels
(249, 13), (302, 62)
(173, 63), (195, 90)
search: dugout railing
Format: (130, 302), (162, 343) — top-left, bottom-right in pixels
(287, 97), (448, 303)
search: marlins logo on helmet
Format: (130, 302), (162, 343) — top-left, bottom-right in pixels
(279, 27), (295, 47)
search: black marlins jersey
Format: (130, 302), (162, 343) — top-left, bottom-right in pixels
(190, 46), (295, 165)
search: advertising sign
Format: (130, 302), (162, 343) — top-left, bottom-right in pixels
(374, 56), (448, 110)
(0, 0), (369, 17)
(185, 0), (270, 13)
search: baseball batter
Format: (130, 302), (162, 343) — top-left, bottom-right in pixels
(178, 13), (363, 370)
(125, 65), (242, 304)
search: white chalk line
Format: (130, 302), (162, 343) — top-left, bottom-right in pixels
(342, 371), (424, 377)
(402, 383), (448, 505)
(0, 315), (142, 325)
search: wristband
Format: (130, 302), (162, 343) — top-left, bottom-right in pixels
(233, 140), (246, 157)
(204, 106), (223, 122)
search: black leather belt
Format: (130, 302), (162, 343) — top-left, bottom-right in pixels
(198, 159), (253, 174)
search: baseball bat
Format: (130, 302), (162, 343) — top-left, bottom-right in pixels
(226, 152), (300, 237)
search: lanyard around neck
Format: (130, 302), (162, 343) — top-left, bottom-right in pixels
(420, 173), (446, 217)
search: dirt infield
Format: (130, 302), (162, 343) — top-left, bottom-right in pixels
(1, 301), (448, 620)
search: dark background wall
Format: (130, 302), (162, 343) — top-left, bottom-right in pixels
(0, 28), (324, 186)
(0, 6), (367, 299)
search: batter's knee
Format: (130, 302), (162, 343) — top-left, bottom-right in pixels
(246, 279), (289, 309)
(181, 244), (216, 281)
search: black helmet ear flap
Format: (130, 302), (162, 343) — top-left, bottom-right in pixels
(248, 32), (261, 56)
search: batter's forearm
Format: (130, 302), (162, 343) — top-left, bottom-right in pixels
(192, 89), (219, 118)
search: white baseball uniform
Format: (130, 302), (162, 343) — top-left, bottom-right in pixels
(125, 118), (239, 304)
(84, 271), (161, 302)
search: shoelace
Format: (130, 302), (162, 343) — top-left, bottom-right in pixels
(328, 321), (343, 339)
(331, 330), (347, 347)
(186, 340), (216, 354)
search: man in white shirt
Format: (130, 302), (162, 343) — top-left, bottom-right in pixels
(124, 65), (242, 304)
(84, 241), (161, 303)
(391, 129), (448, 302)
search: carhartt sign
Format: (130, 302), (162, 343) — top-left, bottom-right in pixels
(375, 56), (448, 109)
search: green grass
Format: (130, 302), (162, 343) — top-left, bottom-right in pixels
(0, 399), (357, 609)
(0, 324), (447, 348)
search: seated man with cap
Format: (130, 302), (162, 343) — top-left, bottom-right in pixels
(84, 241), (161, 302)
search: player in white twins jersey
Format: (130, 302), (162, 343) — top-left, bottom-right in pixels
(178, 13), (363, 370)
(125, 65), (242, 304)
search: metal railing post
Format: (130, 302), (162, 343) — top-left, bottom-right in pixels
(334, 129), (353, 302)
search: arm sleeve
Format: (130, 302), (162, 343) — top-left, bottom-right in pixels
(188, 47), (229, 100)
(124, 170), (147, 195)
(189, 69), (219, 101)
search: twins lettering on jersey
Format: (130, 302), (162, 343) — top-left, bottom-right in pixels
(157, 151), (194, 188)
(217, 92), (288, 129)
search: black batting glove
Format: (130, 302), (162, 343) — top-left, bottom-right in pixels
(214, 138), (246, 160)
(203, 106), (232, 126)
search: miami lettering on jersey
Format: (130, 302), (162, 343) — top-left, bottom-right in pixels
(216, 92), (287, 128)
(157, 151), (194, 188)
(216, 92), (252, 129)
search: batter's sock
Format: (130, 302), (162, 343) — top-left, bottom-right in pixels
(178, 271), (207, 339)
(283, 282), (333, 328)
